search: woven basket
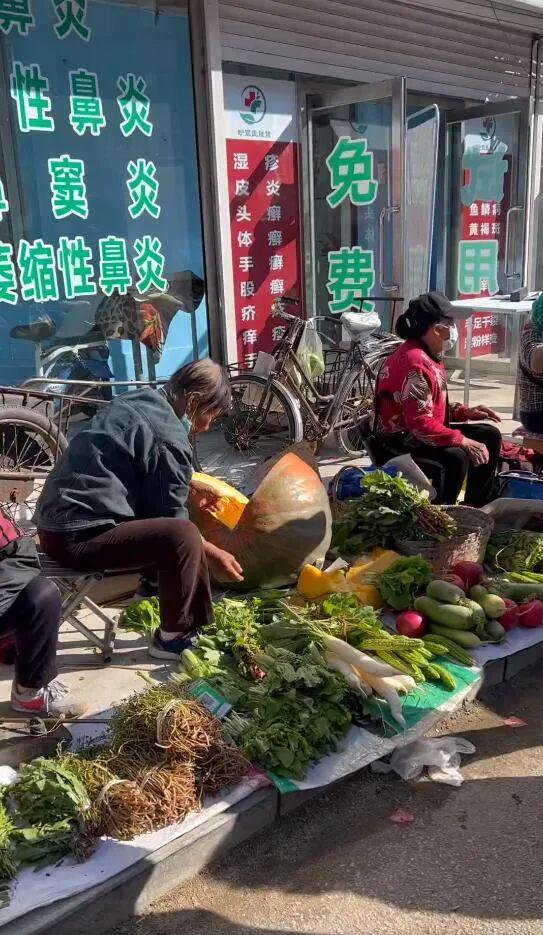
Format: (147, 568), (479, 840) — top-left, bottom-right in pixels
(397, 505), (494, 575)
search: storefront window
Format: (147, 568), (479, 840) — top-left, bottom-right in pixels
(0, 0), (207, 388)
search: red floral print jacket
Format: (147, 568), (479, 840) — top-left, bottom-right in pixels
(375, 339), (470, 447)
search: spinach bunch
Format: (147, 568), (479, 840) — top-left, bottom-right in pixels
(377, 556), (432, 610)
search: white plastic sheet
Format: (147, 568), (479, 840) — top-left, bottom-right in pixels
(275, 671), (481, 792)
(0, 775), (267, 926)
(472, 624), (543, 665)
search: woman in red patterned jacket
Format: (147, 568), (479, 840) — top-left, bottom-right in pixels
(375, 292), (502, 505)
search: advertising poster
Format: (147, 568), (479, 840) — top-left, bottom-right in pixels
(223, 75), (302, 366)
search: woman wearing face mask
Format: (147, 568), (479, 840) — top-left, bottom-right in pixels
(374, 292), (502, 505)
(35, 358), (243, 660)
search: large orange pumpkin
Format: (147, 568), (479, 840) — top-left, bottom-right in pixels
(188, 446), (332, 589)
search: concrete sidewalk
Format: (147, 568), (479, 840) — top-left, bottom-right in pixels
(113, 663), (543, 935)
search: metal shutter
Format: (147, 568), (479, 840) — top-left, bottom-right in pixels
(218, 0), (535, 100)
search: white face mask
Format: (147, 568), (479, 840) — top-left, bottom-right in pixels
(443, 322), (459, 352)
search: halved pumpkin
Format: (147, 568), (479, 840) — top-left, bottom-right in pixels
(188, 445), (332, 589)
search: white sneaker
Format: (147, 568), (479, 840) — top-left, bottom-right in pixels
(11, 678), (87, 718)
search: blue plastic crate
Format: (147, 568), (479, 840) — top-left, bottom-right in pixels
(498, 470), (543, 501)
(328, 465), (399, 501)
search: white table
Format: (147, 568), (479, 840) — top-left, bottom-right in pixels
(451, 295), (538, 406)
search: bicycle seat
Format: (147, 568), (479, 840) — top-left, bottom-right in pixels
(10, 315), (57, 343)
(341, 311), (382, 337)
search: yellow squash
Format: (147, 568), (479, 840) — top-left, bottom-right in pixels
(297, 564), (346, 600)
(190, 472), (249, 531)
(346, 549), (400, 585)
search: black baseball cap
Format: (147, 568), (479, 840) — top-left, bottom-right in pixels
(407, 291), (473, 324)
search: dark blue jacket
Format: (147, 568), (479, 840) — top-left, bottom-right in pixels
(35, 387), (193, 532)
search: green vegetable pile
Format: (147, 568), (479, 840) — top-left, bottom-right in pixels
(8, 758), (92, 872)
(486, 530), (543, 574)
(178, 589), (469, 777)
(0, 798), (16, 909)
(377, 556), (432, 611)
(240, 645), (351, 779)
(331, 471), (457, 555)
(119, 596), (160, 636)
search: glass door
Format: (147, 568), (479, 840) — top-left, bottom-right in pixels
(301, 79), (405, 332)
(445, 100), (530, 381)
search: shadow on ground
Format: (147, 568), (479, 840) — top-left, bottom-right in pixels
(112, 663), (543, 935)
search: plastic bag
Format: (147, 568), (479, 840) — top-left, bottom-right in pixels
(297, 323), (324, 379)
(382, 454), (436, 500)
(372, 736), (475, 786)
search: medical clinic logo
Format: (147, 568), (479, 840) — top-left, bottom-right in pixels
(240, 86), (266, 125)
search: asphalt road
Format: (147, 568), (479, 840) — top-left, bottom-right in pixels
(114, 665), (543, 935)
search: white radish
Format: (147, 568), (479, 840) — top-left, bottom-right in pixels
(353, 668), (406, 728)
(324, 652), (371, 697)
(380, 674), (416, 694)
(320, 634), (401, 677)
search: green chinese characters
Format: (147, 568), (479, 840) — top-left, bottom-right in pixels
(327, 246), (375, 315)
(326, 136), (378, 209)
(69, 69), (105, 136)
(48, 154), (88, 220)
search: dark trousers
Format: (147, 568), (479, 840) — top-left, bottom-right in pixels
(40, 518), (213, 635)
(0, 576), (60, 689)
(387, 423), (502, 506)
(520, 410), (543, 434)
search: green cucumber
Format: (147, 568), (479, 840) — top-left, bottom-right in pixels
(483, 619), (506, 642)
(469, 585), (488, 602)
(490, 581), (543, 601)
(426, 580), (465, 604)
(414, 596), (474, 630)
(428, 623), (482, 648)
(460, 598), (486, 623)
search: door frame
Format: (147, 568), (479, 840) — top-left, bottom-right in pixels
(298, 77), (406, 320)
(444, 98), (531, 381)
(445, 97), (531, 297)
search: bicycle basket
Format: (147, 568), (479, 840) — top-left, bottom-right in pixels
(313, 348), (349, 396)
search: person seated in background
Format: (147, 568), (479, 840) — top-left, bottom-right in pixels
(35, 358), (243, 661)
(374, 291), (502, 506)
(0, 510), (84, 716)
(517, 293), (543, 434)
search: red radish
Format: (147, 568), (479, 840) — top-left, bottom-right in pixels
(517, 599), (543, 629)
(499, 598), (519, 631)
(396, 610), (428, 638)
(441, 573), (466, 592)
(451, 561), (484, 590)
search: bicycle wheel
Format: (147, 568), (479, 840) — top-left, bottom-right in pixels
(334, 369), (375, 458)
(193, 374), (301, 492)
(0, 407), (67, 514)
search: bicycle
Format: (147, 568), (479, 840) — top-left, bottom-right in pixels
(194, 297), (402, 490)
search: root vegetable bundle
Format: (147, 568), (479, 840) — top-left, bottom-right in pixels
(2, 683), (250, 898)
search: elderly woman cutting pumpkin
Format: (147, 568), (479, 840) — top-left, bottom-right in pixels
(35, 359), (243, 660)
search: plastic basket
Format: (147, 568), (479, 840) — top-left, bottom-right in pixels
(397, 505), (494, 575)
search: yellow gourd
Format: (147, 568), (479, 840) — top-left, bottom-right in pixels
(297, 564), (347, 600)
(354, 585), (383, 610)
(190, 472), (249, 530)
(346, 549), (400, 585)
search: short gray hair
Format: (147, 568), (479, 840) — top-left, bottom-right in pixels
(168, 358), (230, 418)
